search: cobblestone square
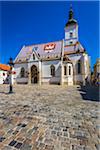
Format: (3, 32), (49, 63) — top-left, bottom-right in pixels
(0, 85), (99, 150)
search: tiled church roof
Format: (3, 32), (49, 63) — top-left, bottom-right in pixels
(64, 42), (84, 55)
(15, 40), (63, 63)
(15, 41), (85, 63)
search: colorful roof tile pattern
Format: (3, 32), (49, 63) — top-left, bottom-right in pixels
(0, 64), (10, 71)
(15, 40), (62, 63)
(64, 42), (84, 55)
(15, 40), (85, 63)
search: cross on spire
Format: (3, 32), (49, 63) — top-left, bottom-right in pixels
(69, 4), (74, 20)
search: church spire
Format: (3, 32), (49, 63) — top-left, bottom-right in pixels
(65, 4), (77, 27)
(69, 4), (73, 20)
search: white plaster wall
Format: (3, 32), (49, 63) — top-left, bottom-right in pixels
(82, 54), (91, 82)
(41, 60), (61, 83)
(74, 75), (83, 82)
(16, 78), (28, 84)
(14, 63), (28, 83)
(0, 70), (8, 84)
(65, 26), (78, 39)
(65, 25), (78, 45)
(68, 54), (84, 83)
(65, 39), (78, 45)
(84, 54), (91, 77)
(68, 54), (82, 61)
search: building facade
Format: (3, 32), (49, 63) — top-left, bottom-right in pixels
(0, 64), (10, 84)
(14, 6), (91, 85)
(91, 59), (100, 85)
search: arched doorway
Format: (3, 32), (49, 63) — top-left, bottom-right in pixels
(31, 65), (39, 84)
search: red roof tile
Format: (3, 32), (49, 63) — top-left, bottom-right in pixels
(0, 64), (10, 71)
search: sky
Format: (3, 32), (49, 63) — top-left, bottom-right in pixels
(0, 1), (99, 70)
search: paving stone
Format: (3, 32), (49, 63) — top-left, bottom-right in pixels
(14, 142), (23, 149)
(2, 146), (16, 150)
(20, 144), (32, 150)
(7, 129), (13, 134)
(21, 124), (27, 128)
(9, 140), (17, 146)
(45, 145), (54, 150)
(0, 84), (99, 150)
(51, 130), (56, 135)
(72, 145), (85, 150)
(0, 136), (5, 142)
(12, 130), (19, 135)
(63, 132), (68, 137)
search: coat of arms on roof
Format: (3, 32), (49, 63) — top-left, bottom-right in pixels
(44, 43), (56, 51)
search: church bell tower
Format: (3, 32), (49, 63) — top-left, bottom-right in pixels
(64, 5), (78, 46)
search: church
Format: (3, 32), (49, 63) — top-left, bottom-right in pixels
(14, 6), (90, 85)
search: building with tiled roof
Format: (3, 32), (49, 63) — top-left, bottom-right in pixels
(0, 64), (10, 84)
(0, 64), (10, 71)
(14, 6), (91, 85)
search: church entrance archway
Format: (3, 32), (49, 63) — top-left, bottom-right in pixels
(31, 65), (39, 84)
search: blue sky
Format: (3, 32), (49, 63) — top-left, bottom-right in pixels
(0, 1), (99, 70)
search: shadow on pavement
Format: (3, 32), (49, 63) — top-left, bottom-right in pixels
(0, 91), (14, 95)
(78, 85), (99, 102)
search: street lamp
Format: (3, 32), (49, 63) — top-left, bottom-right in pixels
(8, 57), (14, 93)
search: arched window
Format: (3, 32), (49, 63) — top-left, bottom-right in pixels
(64, 66), (67, 75)
(69, 66), (71, 75)
(50, 65), (55, 76)
(33, 54), (35, 60)
(20, 67), (25, 78)
(78, 60), (81, 74)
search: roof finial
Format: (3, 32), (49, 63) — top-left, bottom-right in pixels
(65, 4), (77, 27)
(69, 4), (73, 20)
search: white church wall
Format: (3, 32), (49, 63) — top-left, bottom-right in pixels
(65, 25), (78, 45)
(14, 63), (28, 84)
(65, 39), (78, 46)
(68, 54), (84, 84)
(68, 54), (82, 61)
(74, 75), (83, 83)
(81, 54), (91, 83)
(41, 60), (61, 84)
(65, 26), (78, 39)
(84, 54), (91, 77)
